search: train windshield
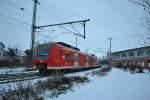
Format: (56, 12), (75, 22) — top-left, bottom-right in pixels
(37, 44), (51, 60)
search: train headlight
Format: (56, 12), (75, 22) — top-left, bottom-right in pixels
(49, 59), (53, 63)
(40, 60), (43, 63)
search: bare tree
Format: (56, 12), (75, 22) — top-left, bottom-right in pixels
(130, 0), (150, 45)
(24, 49), (32, 66)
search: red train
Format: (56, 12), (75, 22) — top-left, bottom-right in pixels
(34, 42), (99, 73)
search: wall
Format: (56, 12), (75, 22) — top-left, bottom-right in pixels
(0, 44), (4, 60)
(111, 46), (150, 68)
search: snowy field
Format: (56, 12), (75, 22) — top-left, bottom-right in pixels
(46, 67), (150, 100)
(0, 66), (150, 100)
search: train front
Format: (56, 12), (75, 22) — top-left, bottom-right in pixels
(34, 43), (51, 73)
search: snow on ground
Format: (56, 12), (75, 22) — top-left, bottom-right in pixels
(0, 66), (37, 74)
(0, 66), (150, 100)
(48, 68), (150, 100)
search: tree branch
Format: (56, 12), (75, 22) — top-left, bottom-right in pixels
(130, 0), (150, 9)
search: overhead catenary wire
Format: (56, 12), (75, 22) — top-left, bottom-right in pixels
(71, 25), (82, 35)
(37, 0), (87, 28)
(0, 14), (31, 33)
(59, 26), (77, 35)
(1, 0), (21, 10)
(100, 33), (150, 50)
(0, 14), (31, 26)
(0, 17), (27, 28)
(0, 0), (32, 32)
(33, 0), (89, 46)
(35, 31), (57, 44)
(1, 0), (32, 15)
(39, 4), (67, 21)
(41, 0), (84, 19)
(35, 29), (55, 33)
(112, 33), (148, 40)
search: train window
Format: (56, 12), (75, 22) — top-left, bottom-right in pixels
(89, 58), (94, 62)
(86, 56), (89, 62)
(74, 55), (79, 62)
(84, 56), (86, 63)
(37, 45), (50, 60)
(65, 54), (71, 62)
(94, 58), (97, 62)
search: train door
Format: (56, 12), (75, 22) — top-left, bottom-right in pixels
(57, 47), (63, 67)
(86, 56), (89, 66)
(74, 53), (79, 66)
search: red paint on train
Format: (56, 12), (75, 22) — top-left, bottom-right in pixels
(34, 42), (99, 72)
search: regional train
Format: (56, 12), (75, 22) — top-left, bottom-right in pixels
(34, 42), (99, 73)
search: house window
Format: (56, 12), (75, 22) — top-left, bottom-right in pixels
(141, 61), (144, 67)
(137, 50), (143, 56)
(122, 52), (126, 57)
(146, 49), (150, 56)
(148, 63), (150, 68)
(129, 51), (134, 57)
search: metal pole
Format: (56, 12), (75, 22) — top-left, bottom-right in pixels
(108, 38), (112, 63)
(75, 35), (77, 48)
(83, 22), (86, 39)
(36, 19), (90, 28)
(35, 19), (89, 40)
(31, 0), (38, 65)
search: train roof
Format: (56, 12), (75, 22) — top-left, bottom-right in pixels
(38, 42), (97, 58)
(56, 42), (80, 51)
(38, 42), (80, 51)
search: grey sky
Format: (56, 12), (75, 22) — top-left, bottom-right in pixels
(0, 0), (146, 57)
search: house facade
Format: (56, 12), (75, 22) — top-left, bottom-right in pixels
(111, 46), (150, 68)
(0, 42), (5, 61)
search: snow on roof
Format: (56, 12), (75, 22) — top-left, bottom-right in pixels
(0, 42), (5, 48)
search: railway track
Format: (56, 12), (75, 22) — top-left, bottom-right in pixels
(0, 71), (46, 84)
(0, 69), (73, 84)
(0, 66), (102, 84)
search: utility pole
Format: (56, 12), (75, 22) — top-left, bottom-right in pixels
(31, 0), (39, 65)
(75, 35), (77, 48)
(108, 38), (112, 63)
(30, 0), (89, 64)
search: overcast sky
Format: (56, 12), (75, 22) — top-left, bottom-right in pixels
(0, 0), (147, 57)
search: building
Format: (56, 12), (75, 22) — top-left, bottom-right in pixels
(0, 42), (27, 67)
(0, 42), (5, 61)
(3, 50), (9, 60)
(111, 46), (150, 68)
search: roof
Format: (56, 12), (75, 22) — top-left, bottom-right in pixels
(38, 42), (80, 51)
(0, 42), (5, 48)
(56, 42), (80, 51)
(112, 46), (150, 54)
